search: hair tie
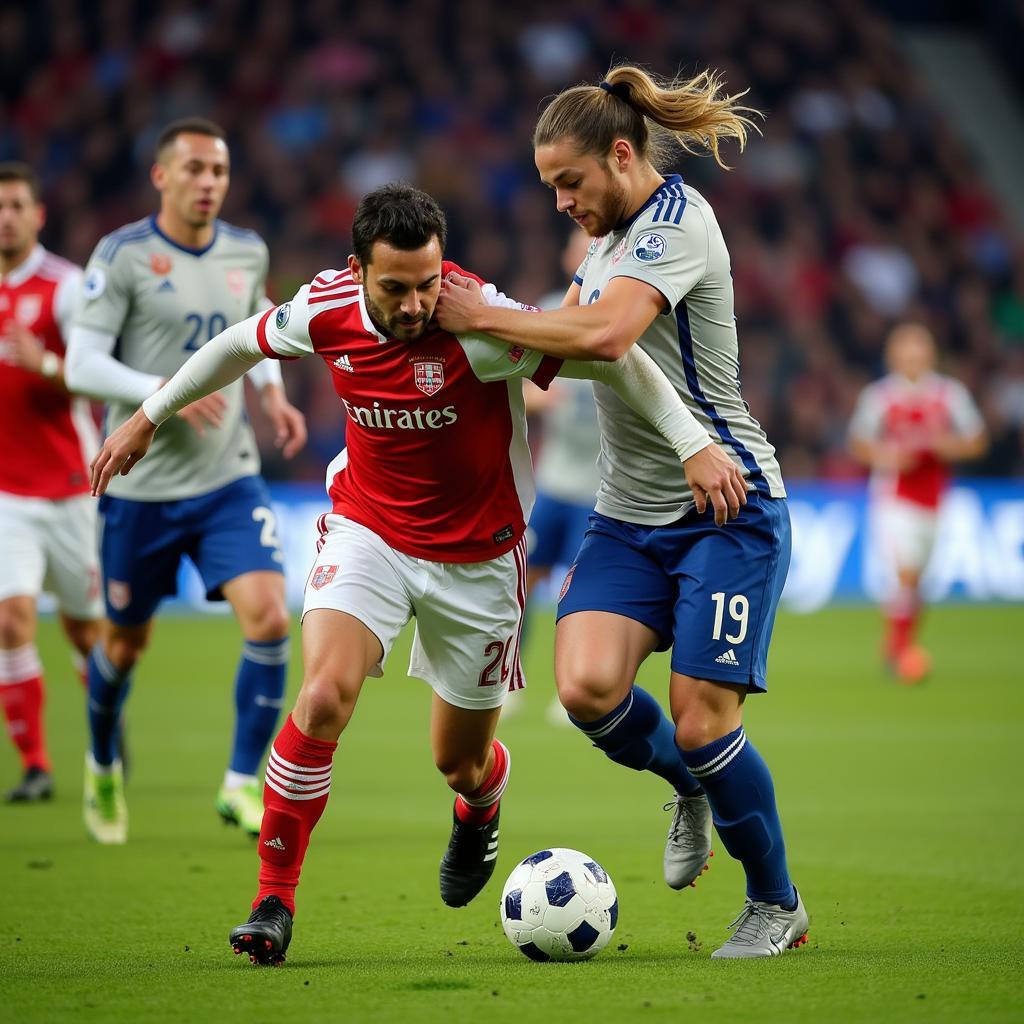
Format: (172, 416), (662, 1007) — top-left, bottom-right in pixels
(599, 80), (631, 102)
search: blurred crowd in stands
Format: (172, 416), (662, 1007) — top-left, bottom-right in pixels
(3, 0), (1022, 480)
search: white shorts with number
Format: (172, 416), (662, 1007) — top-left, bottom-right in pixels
(303, 515), (527, 711)
(0, 491), (103, 618)
(876, 497), (938, 573)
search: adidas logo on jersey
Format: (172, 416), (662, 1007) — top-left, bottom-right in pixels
(714, 649), (740, 666)
(333, 354), (354, 373)
(157, 280), (175, 293)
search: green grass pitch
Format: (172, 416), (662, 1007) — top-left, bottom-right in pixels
(1, 605), (1021, 1023)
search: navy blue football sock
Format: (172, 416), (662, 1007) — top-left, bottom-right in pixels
(87, 644), (132, 768)
(229, 637), (289, 776)
(681, 725), (795, 907)
(569, 686), (700, 796)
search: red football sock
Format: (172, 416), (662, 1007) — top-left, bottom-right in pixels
(0, 645), (49, 773)
(255, 714), (337, 916)
(455, 739), (510, 825)
(884, 586), (920, 661)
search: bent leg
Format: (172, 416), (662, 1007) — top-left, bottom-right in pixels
(673, 673), (795, 907)
(256, 608), (382, 915)
(222, 570), (291, 780)
(555, 610), (699, 796)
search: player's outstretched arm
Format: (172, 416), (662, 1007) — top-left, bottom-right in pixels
(560, 347), (748, 525)
(438, 272), (646, 361)
(89, 312), (270, 496)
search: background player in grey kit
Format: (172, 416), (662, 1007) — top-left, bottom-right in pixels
(436, 64), (808, 959)
(65, 118), (307, 844)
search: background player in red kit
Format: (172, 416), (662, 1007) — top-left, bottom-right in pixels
(849, 322), (987, 683)
(90, 184), (718, 965)
(0, 162), (102, 801)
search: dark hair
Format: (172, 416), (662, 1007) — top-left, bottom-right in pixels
(534, 64), (760, 171)
(155, 117), (227, 162)
(0, 161), (41, 202)
(351, 183), (448, 266)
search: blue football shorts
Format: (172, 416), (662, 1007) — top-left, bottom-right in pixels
(556, 494), (791, 691)
(527, 490), (595, 570)
(98, 475), (284, 625)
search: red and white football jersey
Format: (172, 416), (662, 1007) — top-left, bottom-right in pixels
(0, 245), (97, 499)
(849, 371), (984, 509)
(256, 261), (561, 562)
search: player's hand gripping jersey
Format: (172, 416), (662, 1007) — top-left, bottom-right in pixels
(573, 175), (785, 525)
(256, 262), (561, 562)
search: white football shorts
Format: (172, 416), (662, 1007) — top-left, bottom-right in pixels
(0, 491), (102, 618)
(303, 515), (527, 711)
(876, 497), (938, 573)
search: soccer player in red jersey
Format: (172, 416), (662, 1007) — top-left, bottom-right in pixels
(0, 162), (102, 801)
(849, 322), (987, 683)
(89, 184), (715, 965)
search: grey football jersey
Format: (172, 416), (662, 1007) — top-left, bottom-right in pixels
(576, 176), (785, 525)
(75, 217), (268, 500)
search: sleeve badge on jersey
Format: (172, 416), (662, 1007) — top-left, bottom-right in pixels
(275, 303), (291, 330)
(632, 233), (667, 263)
(310, 564), (337, 590)
(83, 267), (106, 300)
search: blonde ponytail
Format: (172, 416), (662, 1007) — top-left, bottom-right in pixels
(534, 64), (762, 171)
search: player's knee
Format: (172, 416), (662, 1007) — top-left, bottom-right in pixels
(243, 601), (290, 643)
(436, 753), (489, 795)
(104, 634), (147, 673)
(65, 620), (101, 657)
(0, 607), (33, 649)
(674, 704), (737, 751)
(556, 667), (621, 722)
(296, 676), (355, 737)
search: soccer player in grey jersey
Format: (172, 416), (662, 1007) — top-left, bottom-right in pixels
(65, 118), (307, 844)
(436, 65), (808, 959)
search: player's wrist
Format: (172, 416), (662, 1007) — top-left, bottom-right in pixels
(39, 350), (60, 379)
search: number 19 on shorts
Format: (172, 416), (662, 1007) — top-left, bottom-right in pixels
(710, 592), (749, 645)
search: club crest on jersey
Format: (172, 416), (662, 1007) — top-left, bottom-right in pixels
(276, 304), (291, 330)
(611, 237), (629, 265)
(633, 233), (666, 262)
(226, 268), (246, 297)
(15, 295), (41, 326)
(310, 564), (337, 590)
(107, 579), (131, 611)
(413, 359), (445, 396)
(149, 253), (172, 275)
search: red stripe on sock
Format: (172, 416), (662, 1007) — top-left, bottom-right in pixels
(0, 676), (48, 772)
(455, 740), (508, 825)
(255, 715), (338, 916)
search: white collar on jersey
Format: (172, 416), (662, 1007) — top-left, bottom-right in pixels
(1, 243), (46, 287)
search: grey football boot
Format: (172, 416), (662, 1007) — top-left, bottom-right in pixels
(663, 792), (713, 889)
(711, 889), (810, 959)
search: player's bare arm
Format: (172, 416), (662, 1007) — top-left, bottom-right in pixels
(931, 430), (988, 463)
(258, 381), (307, 459)
(446, 273), (746, 525)
(437, 271), (653, 361)
(90, 406), (159, 496)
